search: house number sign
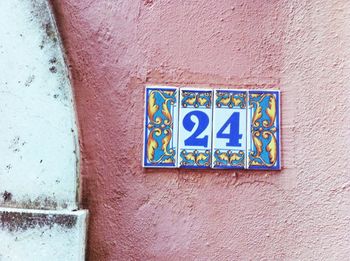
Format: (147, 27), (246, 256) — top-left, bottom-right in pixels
(143, 86), (281, 170)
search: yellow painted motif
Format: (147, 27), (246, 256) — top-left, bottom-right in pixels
(145, 88), (177, 166)
(249, 91), (280, 169)
(265, 95), (276, 127)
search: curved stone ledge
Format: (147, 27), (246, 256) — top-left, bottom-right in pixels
(0, 208), (88, 261)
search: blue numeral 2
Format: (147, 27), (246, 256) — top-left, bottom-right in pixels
(216, 112), (242, 147)
(183, 111), (209, 147)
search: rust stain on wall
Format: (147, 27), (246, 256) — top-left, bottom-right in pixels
(0, 195), (72, 210)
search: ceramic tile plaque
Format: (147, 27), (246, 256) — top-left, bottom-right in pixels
(247, 90), (281, 170)
(143, 86), (179, 168)
(143, 86), (281, 170)
(178, 88), (213, 168)
(212, 90), (247, 169)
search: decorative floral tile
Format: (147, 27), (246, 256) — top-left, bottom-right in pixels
(247, 90), (281, 170)
(143, 86), (179, 168)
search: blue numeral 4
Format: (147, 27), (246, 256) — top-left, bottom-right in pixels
(216, 112), (242, 147)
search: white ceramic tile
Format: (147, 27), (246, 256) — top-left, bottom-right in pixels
(247, 90), (281, 170)
(178, 88), (213, 168)
(212, 89), (247, 169)
(143, 86), (179, 168)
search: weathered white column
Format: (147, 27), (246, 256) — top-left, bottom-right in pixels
(0, 1), (87, 260)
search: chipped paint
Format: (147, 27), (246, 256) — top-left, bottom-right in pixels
(0, 0), (79, 210)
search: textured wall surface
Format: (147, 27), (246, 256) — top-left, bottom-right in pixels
(52, 0), (350, 260)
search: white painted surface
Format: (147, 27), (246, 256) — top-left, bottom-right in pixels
(0, 0), (79, 210)
(0, 208), (87, 261)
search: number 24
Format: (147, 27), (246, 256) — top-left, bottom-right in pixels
(183, 111), (242, 147)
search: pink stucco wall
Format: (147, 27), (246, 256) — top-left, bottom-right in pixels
(52, 0), (350, 260)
